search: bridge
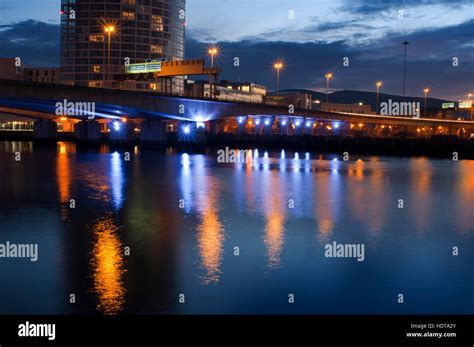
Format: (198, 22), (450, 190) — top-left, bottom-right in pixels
(0, 79), (473, 142)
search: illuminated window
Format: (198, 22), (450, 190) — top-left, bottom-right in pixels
(122, 11), (135, 20)
(241, 85), (250, 92)
(93, 65), (101, 72)
(149, 83), (157, 90)
(88, 80), (101, 88)
(150, 44), (163, 54)
(89, 34), (104, 42)
(151, 15), (164, 31)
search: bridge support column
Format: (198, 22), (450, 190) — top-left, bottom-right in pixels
(208, 120), (220, 135)
(33, 120), (57, 140)
(236, 116), (247, 134)
(75, 120), (101, 142)
(178, 122), (205, 145)
(140, 119), (167, 144)
(108, 120), (136, 142)
(263, 117), (273, 135)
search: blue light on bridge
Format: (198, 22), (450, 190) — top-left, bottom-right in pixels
(255, 119), (261, 125)
(333, 122), (340, 129)
(264, 119), (270, 126)
(113, 121), (121, 131)
(183, 125), (191, 134)
(295, 120), (301, 127)
(306, 121), (311, 127)
(281, 120), (287, 126)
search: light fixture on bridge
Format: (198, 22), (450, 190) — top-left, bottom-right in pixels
(121, 117), (128, 123)
(238, 117), (244, 124)
(295, 120), (301, 127)
(113, 121), (121, 131)
(281, 120), (287, 126)
(305, 120), (311, 127)
(255, 119), (261, 125)
(183, 125), (191, 134)
(333, 122), (340, 129)
(264, 119), (270, 126)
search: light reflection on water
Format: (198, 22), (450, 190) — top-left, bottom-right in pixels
(90, 215), (126, 315)
(0, 143), (473, 314)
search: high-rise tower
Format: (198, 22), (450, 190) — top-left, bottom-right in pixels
(60, 0), (185, 94)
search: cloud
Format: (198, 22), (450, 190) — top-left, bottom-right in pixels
(0, 20), (59, 67)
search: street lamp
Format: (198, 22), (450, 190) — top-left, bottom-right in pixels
(103, 24), (116, 87)
(274, 61), (284, 96)
(325, 73), (333, 103)
(208, 47), (218, 68)
(423, 88), (430, 118)
(208, 46), (219, 99)
(376, 81), (383, 114)
(402, 41), (410, 100)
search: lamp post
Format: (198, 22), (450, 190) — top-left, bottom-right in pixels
(103, 25), (116, 88)
(402, 41), (409, 100)
(376, 81), (383, 114)
(423, 88), (430, 118)
(274, 62), (283, 96)
(325, 73), (333, 103)
(208, 46), (218, 98)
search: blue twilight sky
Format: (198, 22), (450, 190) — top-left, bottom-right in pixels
(0, 0), (472, 99)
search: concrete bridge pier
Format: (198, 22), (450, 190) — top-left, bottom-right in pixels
(140, 119), (167, 144)
(75, 120), (101, 142)
(263, 117), (273, 135)
(178, 121), (205, 145)
(33, 120), (57, 140)
(279, 118), (289, 135)
(108, 120), (136, 142)
(208, 120), (220, 135)
(236, 116), (247, 134)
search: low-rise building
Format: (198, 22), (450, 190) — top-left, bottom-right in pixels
(23, 67), (60, 84)
(185, 80), (266, 103)
(266, 91), (313, 110)
(315, 102), (374, 114)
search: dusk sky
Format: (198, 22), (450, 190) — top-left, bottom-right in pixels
(0, 0), (472, 100)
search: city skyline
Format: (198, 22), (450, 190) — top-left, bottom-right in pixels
(0, 0), (472, 100)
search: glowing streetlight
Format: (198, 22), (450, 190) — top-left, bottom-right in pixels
(208, 45), (219, 99)
(274, 61), (284, 96)
(208, 47), (218, 68)
(423, 88), (430, 118)
(325, 73), (333, 103)
(376, 81), (383, 114)
(103, 24), (116, 87)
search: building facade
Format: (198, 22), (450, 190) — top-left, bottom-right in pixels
(185, 80), (266, 103)
(23, 67), (60, 84)
(60, 0), (185, 93)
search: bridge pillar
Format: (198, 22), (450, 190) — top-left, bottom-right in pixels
(33, 120), (57, 140)
(108, 120), (136, 142)
(178, 122), (205, 145)
(208, 120), (220, 134)
(236, 116), (247, 134)
(140, 119), (167, 144)
(75, 120), (101, 142)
